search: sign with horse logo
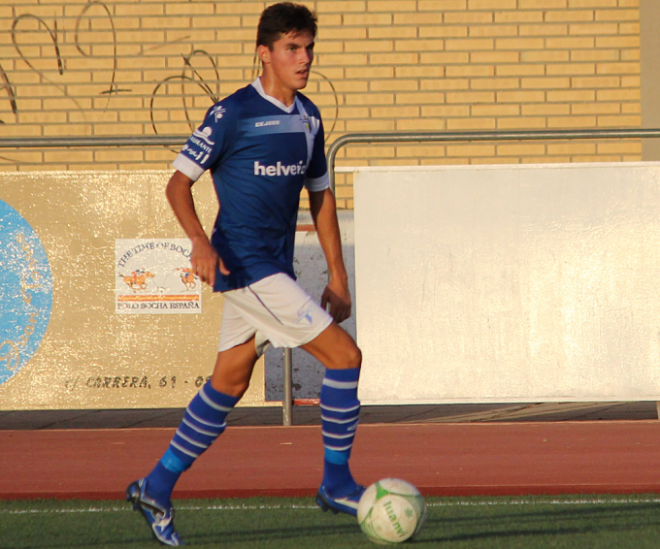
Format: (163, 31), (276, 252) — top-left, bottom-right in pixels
(115, 239), (201, 314)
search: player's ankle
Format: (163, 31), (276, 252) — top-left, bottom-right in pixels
(322, 462), (360, 497)
(144, 462), (179, 505)
(327, 480), (361, 498)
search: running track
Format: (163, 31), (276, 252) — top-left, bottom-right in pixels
(2, 421), (660, 500)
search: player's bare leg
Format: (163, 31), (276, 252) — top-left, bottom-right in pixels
(303, 323), (364, 516)
(210, 336), (260, 397)
(302, 321), (361, 370)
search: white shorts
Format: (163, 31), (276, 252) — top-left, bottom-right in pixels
(218, 273), (333, 355)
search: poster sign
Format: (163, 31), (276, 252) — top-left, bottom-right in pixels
(115, 238), (201, 314)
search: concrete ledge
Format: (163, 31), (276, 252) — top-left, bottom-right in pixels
(0, 401), (657, 430)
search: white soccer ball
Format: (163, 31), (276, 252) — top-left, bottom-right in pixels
(357, 478), (427, 545)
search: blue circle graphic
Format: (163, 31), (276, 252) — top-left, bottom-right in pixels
(0, 200), (53, 385)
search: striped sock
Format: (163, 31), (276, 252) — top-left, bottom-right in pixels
(320, 367), (361, 497)
(145, 381), (239, 504)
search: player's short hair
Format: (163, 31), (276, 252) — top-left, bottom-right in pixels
(256, 2), (318, 50)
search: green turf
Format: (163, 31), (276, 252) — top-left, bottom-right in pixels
(1, 494), (660, 548)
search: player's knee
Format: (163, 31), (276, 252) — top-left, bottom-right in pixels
(229, 381), (250, 398)
(210, 377), (249, 399)
(348, 345), (362, 369)
(334, 342), (362, 370)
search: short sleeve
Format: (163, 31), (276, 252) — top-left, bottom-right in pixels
(172, 102), (235, 182)
(304, 116), (329, 192)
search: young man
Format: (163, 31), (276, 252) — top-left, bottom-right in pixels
(125, 3), (364, 546)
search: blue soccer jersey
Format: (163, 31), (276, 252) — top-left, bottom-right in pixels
(172, 78), (329, 292)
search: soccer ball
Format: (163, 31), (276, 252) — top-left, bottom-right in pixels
(357, 478), (426, 544)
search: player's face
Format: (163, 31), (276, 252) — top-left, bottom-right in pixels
(260, 31), (315, 94)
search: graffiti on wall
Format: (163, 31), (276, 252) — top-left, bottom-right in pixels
(1, 1), (338, 136)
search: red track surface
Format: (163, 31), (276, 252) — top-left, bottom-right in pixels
(2, 422), (660, 500)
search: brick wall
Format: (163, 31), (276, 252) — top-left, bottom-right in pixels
(0, 0), (640, 208)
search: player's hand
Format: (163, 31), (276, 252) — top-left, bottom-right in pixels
(321, 278), (352, 324)
(190, 236), (229, 287)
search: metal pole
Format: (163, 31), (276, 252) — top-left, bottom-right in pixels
(283, 348), (293, 426)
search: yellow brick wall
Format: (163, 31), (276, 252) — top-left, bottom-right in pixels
(0, 0), (641, 208)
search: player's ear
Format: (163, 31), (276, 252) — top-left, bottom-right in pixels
(257, 44), (271, 65)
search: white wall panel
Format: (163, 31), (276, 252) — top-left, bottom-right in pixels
(354, 163), (660, 404)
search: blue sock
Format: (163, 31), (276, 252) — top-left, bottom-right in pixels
(320, 367), (361, 497)
(144, 462), (180, 505)
(145, 381), (239, 504)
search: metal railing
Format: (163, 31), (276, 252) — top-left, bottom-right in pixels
(4, 128), (660, 426)
(0, 135), (187, 148)
(327, 128), (660, 192)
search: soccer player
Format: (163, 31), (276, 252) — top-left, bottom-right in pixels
(125, 3), (364, 546)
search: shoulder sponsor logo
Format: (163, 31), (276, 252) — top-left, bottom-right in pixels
(210, 105), (226, 121)
(188, 137), (212, 154)
(192, 126), (215, 147)
(186, 129), (213, 156)
(254, 160), (307, 177)
(182, 143), (210, 164)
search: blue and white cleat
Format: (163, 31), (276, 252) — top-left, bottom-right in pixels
(316, 484), (365, 517)
(126, 478), (183, 546)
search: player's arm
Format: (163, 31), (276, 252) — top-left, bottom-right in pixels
(165, 170), (229, 286)
(308, 187), (351, 323)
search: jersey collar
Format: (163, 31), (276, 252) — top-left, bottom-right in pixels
(251, 78), (297, 113)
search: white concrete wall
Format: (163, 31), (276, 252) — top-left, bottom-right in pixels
(354, 163), (660, 405)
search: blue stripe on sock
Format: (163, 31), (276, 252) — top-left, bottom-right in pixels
(161, 448), (188, 474)
(324, 367), (360, 383)
(203, 382), (241, 408)
(325, 448), (350, 465)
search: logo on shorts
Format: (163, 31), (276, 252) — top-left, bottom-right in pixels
(0, 200), (53, 386)
(295, 306), (313, 325)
